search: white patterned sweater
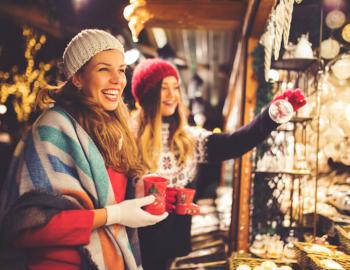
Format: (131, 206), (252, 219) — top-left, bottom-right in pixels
(157, 123), (212, 187)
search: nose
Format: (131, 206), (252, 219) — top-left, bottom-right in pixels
(166, 87), (176, 98)
(110, 70), (122, 84)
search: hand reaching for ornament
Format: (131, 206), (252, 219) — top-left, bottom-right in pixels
(269, 89), (307, 124)
(272, 88), (306, 112)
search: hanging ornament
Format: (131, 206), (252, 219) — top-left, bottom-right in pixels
(320, 38), (340, 59)
(342, 24), (350, 42)
(325, 10), (346, 29)
(331, 56), (350, 80)
(273, 1), (285, 60)
(283, 0), (294, 48)
(265, 33), (274, 81)
(263, 12), (275, 82)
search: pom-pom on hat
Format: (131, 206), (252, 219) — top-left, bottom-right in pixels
(63, 29), (124, 78)
(131, 58), (179, 103)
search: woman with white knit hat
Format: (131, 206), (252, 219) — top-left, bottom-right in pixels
(0, 29), (167, 270)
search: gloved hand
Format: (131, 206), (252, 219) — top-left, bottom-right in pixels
(272, 88), (306, 112)
(166, 187), (177, 213)
(105, 195), (168, 228)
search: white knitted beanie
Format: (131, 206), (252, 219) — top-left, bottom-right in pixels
(62, 29), (124, 78)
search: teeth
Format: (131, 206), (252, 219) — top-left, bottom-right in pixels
(103, 89), (119, 95)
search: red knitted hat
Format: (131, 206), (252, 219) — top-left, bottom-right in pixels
(131, 58), (179, 103)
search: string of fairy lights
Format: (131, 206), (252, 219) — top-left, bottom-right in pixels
(0, 26), (55, 122)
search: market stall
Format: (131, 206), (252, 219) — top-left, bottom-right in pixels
(226, 0), (350, 269)
(0, 0), (349, 269)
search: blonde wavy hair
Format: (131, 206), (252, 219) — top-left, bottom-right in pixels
(135, 82), (194, 172)
(36, 78), (146, 179)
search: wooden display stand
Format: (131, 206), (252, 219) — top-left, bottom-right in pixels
(224, 0), (275, 253)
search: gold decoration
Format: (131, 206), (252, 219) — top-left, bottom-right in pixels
(0, 26), (54, 122)
(212, 127), (222, 134)
(342, 24), (350, 43)
(123, 0), (153, 42)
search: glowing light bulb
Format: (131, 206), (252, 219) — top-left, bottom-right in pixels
(125, 49), (140, 65)
(0, 104), (7, 114)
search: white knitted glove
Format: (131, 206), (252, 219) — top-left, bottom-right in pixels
(105, 195), (168, 228)
(268, 99), (294, 124)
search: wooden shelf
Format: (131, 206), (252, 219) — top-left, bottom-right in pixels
(271, 58), (318, 71)
(290, 116), (313, 123)
(254, 169), (311, 176)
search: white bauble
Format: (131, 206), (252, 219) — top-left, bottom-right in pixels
(310, 115), (330, 133)
(279, 266), (293, 270)
(325, 10), (346, 29)
(320, 38), (340, 59)
(320, 80), (336, 104)
(261, 261), (278, 270)
(327, 101), (347, 120)
(332, 57), (350, 80)
(237, 265), (251, 270)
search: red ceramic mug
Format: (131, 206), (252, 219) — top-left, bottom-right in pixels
(143, 175), (168, 215)
(175, 188), (200, 215)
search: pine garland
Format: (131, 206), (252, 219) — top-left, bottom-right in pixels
(251, 44), (274, 115)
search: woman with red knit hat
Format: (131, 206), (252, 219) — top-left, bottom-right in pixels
(131, 58), (306, 270)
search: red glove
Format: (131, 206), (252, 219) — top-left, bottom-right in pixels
(166, 187), (177, 213)
(272, 88), (306, 112)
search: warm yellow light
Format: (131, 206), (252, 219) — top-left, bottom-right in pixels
(123, 4), (135, 20)
(124, 1), (153, 43)
(0, 26), (55, 122)
(39, 35), (46, 44)
(213, 128), (222, 134)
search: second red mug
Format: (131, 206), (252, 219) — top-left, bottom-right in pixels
(175, 188), (200, 215)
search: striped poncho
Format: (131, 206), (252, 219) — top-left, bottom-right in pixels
(0, 106), (142, 270)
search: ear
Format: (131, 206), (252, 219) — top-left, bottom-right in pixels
(71, 74), (83, 90)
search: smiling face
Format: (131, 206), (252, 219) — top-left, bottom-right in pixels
(160, 76), (181, 117)
(72, 49), (126, 111)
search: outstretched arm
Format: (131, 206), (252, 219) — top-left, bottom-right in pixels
(206, 89), (306, 162)
(206, 108), (277, 161)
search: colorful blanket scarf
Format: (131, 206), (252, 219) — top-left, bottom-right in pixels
(0, 190), (99, 270)
(0, 106), (142, 270)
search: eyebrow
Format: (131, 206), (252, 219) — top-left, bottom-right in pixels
(162, 81), (179, 85)
(95, 62), (126, 68)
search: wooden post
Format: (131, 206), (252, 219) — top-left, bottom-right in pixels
(236, 37), (259, 252)
(229, 0), (275, 252)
